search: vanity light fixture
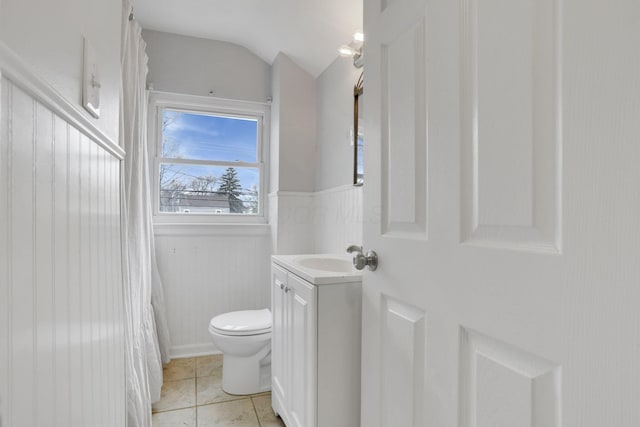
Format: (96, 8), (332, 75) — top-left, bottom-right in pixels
(339, 32), (364, 68)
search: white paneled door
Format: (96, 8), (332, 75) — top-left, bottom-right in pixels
(361, 0), (640, 426)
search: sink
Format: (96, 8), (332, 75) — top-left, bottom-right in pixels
(272, 254), (362, 285)
(295, 256), (353, 273)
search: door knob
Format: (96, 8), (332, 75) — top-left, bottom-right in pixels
(346, 245), (378, 271)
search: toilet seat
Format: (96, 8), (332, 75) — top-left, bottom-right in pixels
(209, 308), (271, 336)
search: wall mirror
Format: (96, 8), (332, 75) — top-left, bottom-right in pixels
(353, 73), (364, 185)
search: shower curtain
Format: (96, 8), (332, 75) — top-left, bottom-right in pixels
(120, 1), (172, 425)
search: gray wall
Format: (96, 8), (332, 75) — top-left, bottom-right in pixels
(143, 29), (357, 194)
(315, 57), (362, 191)
(0, 0), (122, 141)
(143, 30), (272, 103)
(270, 53), (317, 193)
(269, 53), (317, 255)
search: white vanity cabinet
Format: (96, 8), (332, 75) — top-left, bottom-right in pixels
(271, 263), (317, 427)
(271, 255), (362, 427)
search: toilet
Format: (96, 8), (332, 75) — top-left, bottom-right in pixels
(208, 308), (272, 395)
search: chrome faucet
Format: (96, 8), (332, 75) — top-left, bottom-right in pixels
(346, 245), (363, 254)
(346, 245), (378, 271)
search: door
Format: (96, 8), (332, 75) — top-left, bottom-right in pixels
(287, 274), (317, 427)
(361, 0), (640, 426)
(271, 264), (288, 417)
(271, 265), (317, 427)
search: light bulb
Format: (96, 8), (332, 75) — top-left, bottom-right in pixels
(339, 46), (354, 56)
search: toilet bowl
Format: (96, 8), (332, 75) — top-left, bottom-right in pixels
(208, 308), (271, 395)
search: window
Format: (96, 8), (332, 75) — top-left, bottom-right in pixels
(150, 93), (269, 221)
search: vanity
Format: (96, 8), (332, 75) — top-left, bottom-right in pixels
(271, 254), (362, 427)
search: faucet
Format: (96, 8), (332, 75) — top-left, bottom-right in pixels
(346, 245), (363, 254)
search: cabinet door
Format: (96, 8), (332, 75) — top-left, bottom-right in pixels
(270, 264), (288, 418)
(287, 274), (317, 427)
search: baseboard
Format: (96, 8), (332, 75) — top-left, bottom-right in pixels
(169, 343), (220, 359)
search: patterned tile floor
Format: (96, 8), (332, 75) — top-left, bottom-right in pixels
(152, 355), (286, 427)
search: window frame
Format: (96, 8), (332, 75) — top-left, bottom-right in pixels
(148, 91), (270, 224)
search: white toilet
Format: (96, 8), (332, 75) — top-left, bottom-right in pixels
(208, 308), (272, 395)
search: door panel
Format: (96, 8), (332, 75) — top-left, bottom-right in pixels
(460, 0), (561, 252)
(381, 18), (427, 238)
(459, 328), (561, 427)
(362, 0), (640, 426)
(271, 265), (288, 414)
(288, 274), (316, 427)
(380, 296), (426, 427)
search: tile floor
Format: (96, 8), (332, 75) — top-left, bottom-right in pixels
(152, 355), (286, 427)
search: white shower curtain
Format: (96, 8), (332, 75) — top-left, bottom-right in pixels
(120, 1), (172, 425)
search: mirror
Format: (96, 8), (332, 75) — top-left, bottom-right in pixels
(353, 72), (364, 185)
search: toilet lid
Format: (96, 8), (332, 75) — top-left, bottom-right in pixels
(209, 308), (271, 336)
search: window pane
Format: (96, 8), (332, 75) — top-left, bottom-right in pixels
(162, 110), (258, 162)
(160, 164), (260, 214)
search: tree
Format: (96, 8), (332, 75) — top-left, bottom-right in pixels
(189, 175), (217, 193)
(241, 184), (259, 214)
(159, 164), (187, 212)
(161, 111), (182, 156)
(159, 112), (184, 188)
(218, 167), (243, 213)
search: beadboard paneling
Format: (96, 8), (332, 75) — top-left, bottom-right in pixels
(271, 186), (363, 255)
(158, 187), (362, 357)
(155, 231), (272, 357)
(271, 191), (315, 255)
(0, 76), (125, 427)
(313, 185), (363, 254)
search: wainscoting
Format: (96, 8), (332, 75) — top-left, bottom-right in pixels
(154, 225), (272, 358)
(270, 185), (363, 255)
(0, 51), (125, 426)
(269, 191), (314, 255)
(157, 185), (362, 358)
(312, 185), (363, 254)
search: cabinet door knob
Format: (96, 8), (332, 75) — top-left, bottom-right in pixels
(279, 282), (285, 290)
(284, 286), (290, 293)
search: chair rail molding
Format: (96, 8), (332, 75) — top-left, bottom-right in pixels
(0, 42), (124, 160)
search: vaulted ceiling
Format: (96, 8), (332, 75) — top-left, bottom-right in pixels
(131, 0), (363, 77)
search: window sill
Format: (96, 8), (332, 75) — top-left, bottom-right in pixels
(153, 222), (271, 236)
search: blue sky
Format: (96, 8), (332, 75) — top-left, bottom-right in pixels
(161, 110), (259, 192)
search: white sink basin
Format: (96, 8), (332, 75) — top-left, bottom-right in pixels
(272, 254), (362, 285)
(295, 256), (353, 273)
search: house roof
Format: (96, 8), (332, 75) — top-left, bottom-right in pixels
(160, 190), (231, 209)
